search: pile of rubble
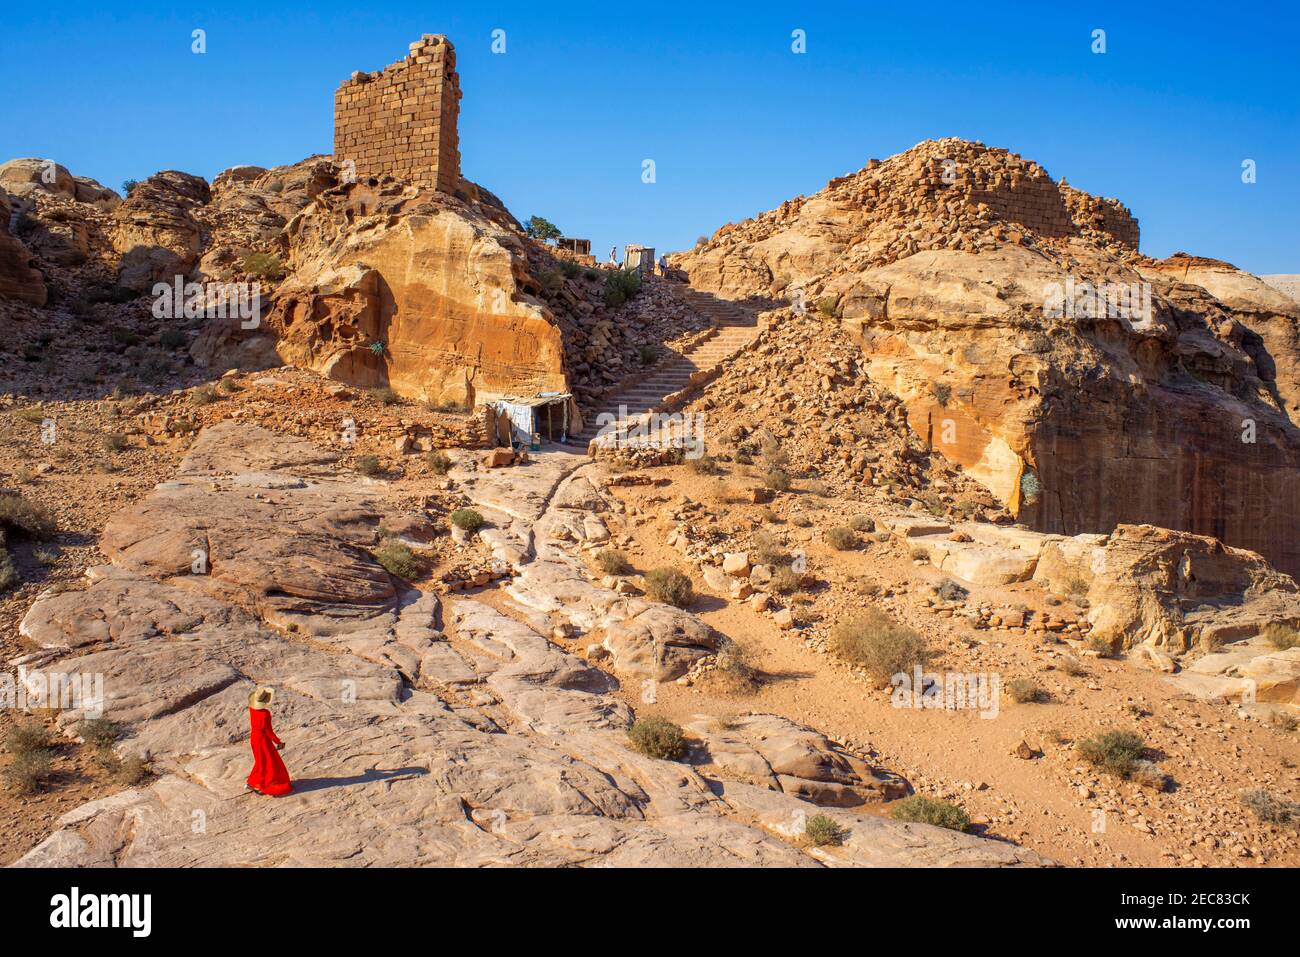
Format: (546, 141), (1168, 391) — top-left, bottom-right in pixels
(682, 307), (1003, 516)
(677, 137), (1140, 295)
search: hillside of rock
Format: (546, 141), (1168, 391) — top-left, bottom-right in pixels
(670, 138), (1300, 576)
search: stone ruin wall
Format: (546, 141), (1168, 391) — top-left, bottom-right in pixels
(906, 150), (1140, 250)
(970, 168), (1076, 239)
(1060, 183), (1140, 249)
(970, 173), (1139, 249)
(333, 35), (461, 192)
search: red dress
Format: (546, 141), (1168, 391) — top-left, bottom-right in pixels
(246, 708), (293, 796)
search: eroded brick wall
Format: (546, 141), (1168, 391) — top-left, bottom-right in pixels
(1060, 183), (1140, 249)
(334, 34), (461, 193)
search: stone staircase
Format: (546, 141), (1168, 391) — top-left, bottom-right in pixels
(577, 288), (760, 448)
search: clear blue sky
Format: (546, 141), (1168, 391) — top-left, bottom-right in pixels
(2, 1), (1296, 273)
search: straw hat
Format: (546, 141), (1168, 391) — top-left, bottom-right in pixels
(248, 686), (275, 710)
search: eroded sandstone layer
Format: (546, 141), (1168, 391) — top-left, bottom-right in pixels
(671, 138), (1300, 575)
(195, 168), (569, 410)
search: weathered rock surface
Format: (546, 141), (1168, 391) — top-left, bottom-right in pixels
(0, 188), (46, 305)
(672, 138), (1300, 577)
(452, 450), (723, 681)
(13, 424), (1041, 867)
(112, 170), (211, 291)
(1034, 524), (1300, 654)
(1144, 254), (1300, 415)
(685, 714), (907, 807)
(194, 168), (572, 412)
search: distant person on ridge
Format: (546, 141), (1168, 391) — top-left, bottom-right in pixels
(609, 245), (618, 265)
(246, 686), (293, 796)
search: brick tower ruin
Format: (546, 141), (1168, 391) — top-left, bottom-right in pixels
(333, 35), (461, 193)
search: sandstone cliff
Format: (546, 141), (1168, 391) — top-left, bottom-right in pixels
(671, 139), (1300, 576)
(183, 162), (569, 410)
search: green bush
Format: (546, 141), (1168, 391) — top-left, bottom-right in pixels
(825, 526), (857, 551)
(0, 493), (57, 540)
(159, 328), (186, 349)
(889, 795), (970, 832)
(804, 813), (847, 846)
(450, 509), (485, 533)
(242, 252), (285, 281)
(603, 267), (642, 308)
(628, 716), (687, 760)
(931, 381), (952, 407)
(425, 450), (452, 474)
(1076, 730), (1146, 779)
(101, 433), (128, 453)
(373, 538), (426, 580)
(1020, 470), (1042, 505)
(638, 344), (658, 365)
(354, 455), (382, 477)
(525, 216), (561, 242)
(595, 549), (632, 575)
(644, 567), (694, 608)
(829, 608), (929, 684)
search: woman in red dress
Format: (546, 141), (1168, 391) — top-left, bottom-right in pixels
(246, 686), (293, 796)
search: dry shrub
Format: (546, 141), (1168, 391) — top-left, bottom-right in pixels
(644, 567), (694, 608)
(889, 795), (969, 832)
(1007, 678), (1047, 703)
(771, 566), (807, 596)
(711, 641), (764, 695)
(1261, 622), (1300, 651)
(595, 549), (632, 575)
(829, 608), (929, 684)
(804, 813), (847, 846)
(628, 716), (687, 760)
(1076, 729), (1147, 779)
(825, 526), (857, 551)
(1241, 789), (1300, 827)
(373, 539), (426, 580)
